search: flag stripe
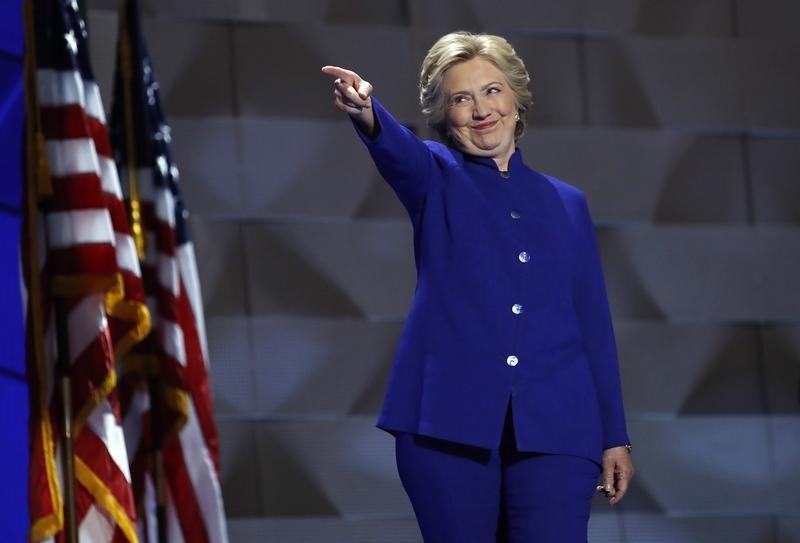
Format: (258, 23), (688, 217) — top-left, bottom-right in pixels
(74, 433), (137, 520)
(45, 138), (100, 178)
(40, 103), (108, 152)
(115, 234), (142, 277)
(38, 68), (105, 123)
(46, 208), (115, 248)
(64, 294), (108, 366)
(159, 319), (186, 367)
(99, 157), (124, 199)
(45, 244), (119, 278)
(177, 244), (209, 365)
(176, 287), (219, 469)
(48, 173), (106, 209)
(163, 440), (210, 543)
(78, 504), (114, 541)
(152, 188), (175, 228)
(177, 401), (225, 536)
(157, 258), (179, 296)
(85, 399), (133, 482)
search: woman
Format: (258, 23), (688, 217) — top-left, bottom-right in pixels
(322, 31), (634, 542)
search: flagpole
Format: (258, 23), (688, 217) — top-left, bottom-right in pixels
(149, 378), (167, 543)
(118, 0), (146, 261)
(118, 1), (167, 540)
(55, 298), (79, 543)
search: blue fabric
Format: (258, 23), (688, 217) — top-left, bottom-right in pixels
(0, 50), (23, 211)
(355, 98), (630, 464)
(0, 0), (23, 58)
(0, 11), (28, 538)
(395, 405), (600, 542)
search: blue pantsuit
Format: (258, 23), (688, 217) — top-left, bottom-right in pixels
(396, 403), (600, 542)
(351, 97), (630, 538)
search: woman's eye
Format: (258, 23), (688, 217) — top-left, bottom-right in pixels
(487, 87), (500, 94)
(451, 95), (470, 105)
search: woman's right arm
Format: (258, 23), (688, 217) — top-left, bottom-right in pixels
(321, 65), (435, 214)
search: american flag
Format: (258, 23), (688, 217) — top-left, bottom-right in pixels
(110, 0), (228, 541)
(23, 0), (149, 541)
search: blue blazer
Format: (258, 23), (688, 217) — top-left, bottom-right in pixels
(355, 98), (630, 464)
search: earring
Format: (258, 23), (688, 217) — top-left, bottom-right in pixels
(515, 112), (520, 122)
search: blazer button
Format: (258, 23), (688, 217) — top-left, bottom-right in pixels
(512, 303), (524, 314)
(518, 251), (530, 263)
(510, 210), (521, 219)
(506, 355), (519, 367)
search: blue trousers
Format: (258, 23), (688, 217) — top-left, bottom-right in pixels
(395, 406), (600, 542)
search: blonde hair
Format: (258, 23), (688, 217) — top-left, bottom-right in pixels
(420, 31), (533, 142)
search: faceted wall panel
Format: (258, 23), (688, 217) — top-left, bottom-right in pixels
(750, 138), (800, 225)
(89, 12), (234, 115)
(598, 226), (800, 322)
(407, 0), (582, 33)
(237, 117), (406, 220)
(763, 326), (800, 413)
(740, 40), (800, 131)
(232, 25), (418, 122)
(772, 417), (800, 515)
(241, 221), (416, 318)
(779, 516), (800, 543)
(615, 323), (762, 414)
(250, 317), (401, 416)
(620, 514), (775, 543)
(228, 517), (422, 543)
(626, 417), (776, 515)
(207, 316), (256, 416)
(737, 0), (800, 39)
(255, 417), (410, 516)
(190, 220), (247, 315)
(585, 38), (743, 129)
(583, 0), (734, 36)
(171, 118), (244, 219)
(218, 421), (262, 516)
(519, 130), (749, 224)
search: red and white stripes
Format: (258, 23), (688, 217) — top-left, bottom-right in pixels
(26, 62), (148, 543)
(118, 162), (227, 543)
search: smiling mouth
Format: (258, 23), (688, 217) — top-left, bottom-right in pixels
(472, 120), (497, 130)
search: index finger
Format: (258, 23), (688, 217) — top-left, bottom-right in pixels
(321, 65), (355, 81)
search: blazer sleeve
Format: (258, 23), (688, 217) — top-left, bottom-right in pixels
(572, 193), (631, 450)
(352, 97), (437, 218)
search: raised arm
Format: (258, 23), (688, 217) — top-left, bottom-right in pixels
(321, 65), (437, 217)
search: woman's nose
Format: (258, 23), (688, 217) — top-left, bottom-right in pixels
(472, 97), (490, 118)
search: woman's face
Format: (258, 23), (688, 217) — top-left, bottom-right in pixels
(441, 58), (517, 164)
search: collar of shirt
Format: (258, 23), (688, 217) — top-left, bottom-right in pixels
(461, 147), (524, 175)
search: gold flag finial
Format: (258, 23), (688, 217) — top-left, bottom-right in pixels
(119, 4), (146, 260)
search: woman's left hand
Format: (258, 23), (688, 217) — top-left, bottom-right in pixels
(599, 446), (635, 506)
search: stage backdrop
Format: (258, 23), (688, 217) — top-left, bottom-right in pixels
(0, 0), (28, 541)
